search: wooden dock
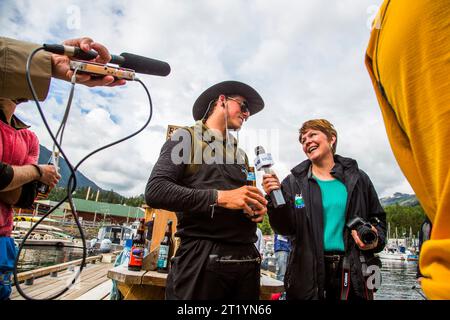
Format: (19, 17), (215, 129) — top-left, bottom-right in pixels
(11, 253), (118, 300)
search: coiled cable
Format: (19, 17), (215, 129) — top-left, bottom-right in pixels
(13, 46), (153, 300)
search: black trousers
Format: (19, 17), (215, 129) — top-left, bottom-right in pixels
(166, 239), (261, 300)
(324, 254), (344, 300)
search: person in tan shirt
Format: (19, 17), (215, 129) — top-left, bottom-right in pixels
(0, 36), (126, 102)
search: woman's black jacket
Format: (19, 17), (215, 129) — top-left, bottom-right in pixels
(267, 155), (387, 300)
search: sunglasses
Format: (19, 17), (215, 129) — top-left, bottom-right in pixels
(227, 96), (250, 115)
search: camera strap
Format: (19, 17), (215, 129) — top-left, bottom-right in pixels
(340, 256), (351, 300)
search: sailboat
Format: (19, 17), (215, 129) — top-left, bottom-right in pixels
(377, 223), (418, 261)
(406, 226), (419, 261)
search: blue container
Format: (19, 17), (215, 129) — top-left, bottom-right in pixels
(125, 239), (133, 249)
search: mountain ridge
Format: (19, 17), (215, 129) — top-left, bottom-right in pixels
(379, 192), (419, 207)
(38, 145), (102, 191)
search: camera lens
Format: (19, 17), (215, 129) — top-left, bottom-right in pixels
(358, 226), (377, 245)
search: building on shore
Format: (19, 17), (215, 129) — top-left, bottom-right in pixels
(18, 199), (145, 226)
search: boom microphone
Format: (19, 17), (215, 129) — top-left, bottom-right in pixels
(43, 44), (171, 77)
(254, 146), (286, 208)
(110, 52), (171, 77)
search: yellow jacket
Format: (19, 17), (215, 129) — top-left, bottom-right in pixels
(0, 37), (51, 101)
(366, 0), (450, 299)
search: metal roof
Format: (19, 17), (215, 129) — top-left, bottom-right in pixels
(53, 198), (144, 218)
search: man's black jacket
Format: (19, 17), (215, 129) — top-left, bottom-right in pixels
(145, 123), (256, 244)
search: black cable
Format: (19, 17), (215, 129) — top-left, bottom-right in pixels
(13, 47), (153, 300)
(13, 47), (80, 300)
(411, 285), (427, 300)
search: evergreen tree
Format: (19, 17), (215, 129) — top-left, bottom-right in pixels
(384, 204), (426, 236)
(260, 214), (273, 235)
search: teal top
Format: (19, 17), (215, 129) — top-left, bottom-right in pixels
(314, 176), (348, 252)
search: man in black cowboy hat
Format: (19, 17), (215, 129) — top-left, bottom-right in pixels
(145, 80), (268, 300)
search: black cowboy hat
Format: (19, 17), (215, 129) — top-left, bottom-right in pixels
(192, 80), (265, 120)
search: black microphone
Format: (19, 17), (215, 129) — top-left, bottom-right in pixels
(43, 44), (171, 77)
(110, 52), (171, 77)
(254, 146), (286, 208)
(43, 44), (98, 60)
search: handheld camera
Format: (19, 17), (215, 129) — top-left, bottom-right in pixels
(346, 217), (378, 245)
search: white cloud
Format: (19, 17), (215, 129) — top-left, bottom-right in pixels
(3, 0), (413, 198)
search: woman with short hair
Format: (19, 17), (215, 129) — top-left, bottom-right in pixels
(262, 119), (387, 300)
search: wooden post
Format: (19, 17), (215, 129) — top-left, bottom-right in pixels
(148, 208), (177, 252)
(86, 187), (91, 200)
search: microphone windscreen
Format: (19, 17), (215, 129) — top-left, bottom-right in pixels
(255, 146), (265, 156)
(120, 52), (171, 77)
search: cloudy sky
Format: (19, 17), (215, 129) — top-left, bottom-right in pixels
(1, 0), (413, 198)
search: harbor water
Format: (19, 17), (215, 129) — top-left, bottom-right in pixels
(16, 246), (85, 273)
(374, 260), (424, 300)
